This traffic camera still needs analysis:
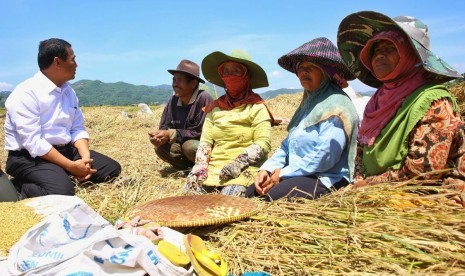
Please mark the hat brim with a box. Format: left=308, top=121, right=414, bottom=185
left=201, top=51, right=269, bottom=89
left=278, top=55, right=355, bottom=81
left=337, top=11, right=461, bottom=88
left=167, top=69, right=205, bottom=83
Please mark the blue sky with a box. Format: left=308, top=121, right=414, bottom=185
left=1, top=0, right=465, bottom=93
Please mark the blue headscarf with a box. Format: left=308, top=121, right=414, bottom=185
left=287, top=78, right=359, bottom=181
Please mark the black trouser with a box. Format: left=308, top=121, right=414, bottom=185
left=245, top=175, right=349, bottom=202
left=6, top=144, right=121, bottom=198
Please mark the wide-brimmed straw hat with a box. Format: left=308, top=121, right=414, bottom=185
left=278, top=37, right=355, bottom=81
left=168, top=59, right=205, bottom=83
left=201, top=49, right=269, bottom=89
left=337, top=11, right=462, bottom=88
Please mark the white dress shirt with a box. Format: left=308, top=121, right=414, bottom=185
left=4, top=71, right=89, bottom=157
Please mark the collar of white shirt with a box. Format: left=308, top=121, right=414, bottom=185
left=35, top=71, right=67, bottom=94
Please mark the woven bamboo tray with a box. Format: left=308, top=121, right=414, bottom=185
left=127, top=194, right=260, bottom=227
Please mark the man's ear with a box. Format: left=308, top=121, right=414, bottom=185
left=53, top=57, right=61, bottom=66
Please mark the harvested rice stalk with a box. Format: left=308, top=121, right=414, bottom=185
left=0, top=201, right=43, bottom=256
left=1, top=90, right=464, bottom=274
left=205, top=184, right=465, bottom=275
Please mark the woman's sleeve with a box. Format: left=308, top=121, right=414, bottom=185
left=279, top=116, right=347, bottom=177
left=200, top=111, right=214, bottom=145
left=365, top=98, right=459, bottom=185
left=260, top=135, right=290, bottom=172
left=250, top=104, right=272, bottom=155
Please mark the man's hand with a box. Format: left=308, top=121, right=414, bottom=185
left=76, top=160, right=96, bottom=181
left=67, top=158, right=97, bottom=180
left=148, top=130, right=170, bottom=147
left=71, top=139, right=95, bottom=181
left=41, top=146, right=95, bottom=181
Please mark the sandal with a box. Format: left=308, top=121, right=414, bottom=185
left=183, top=234, right=228, bottom=276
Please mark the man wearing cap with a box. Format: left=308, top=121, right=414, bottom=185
left=4, top=38, right=121, bottom=199
left=149, top=59, right=213, bottom=170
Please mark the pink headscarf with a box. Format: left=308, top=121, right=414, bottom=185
left=358, top=30, right=430, bottom=146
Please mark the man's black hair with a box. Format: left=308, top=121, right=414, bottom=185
left=38, top=38, right=72, bottom=70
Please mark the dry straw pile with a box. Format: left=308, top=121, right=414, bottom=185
left=207, top=184, right=465, bottom=275
left=1, top=81, right=464, bottom=274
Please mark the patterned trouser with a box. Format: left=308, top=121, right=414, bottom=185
left=184, top=184, right=246, bottom=197
left=219, top=185, right=247, bottom=197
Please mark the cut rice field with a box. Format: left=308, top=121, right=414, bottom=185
left=1, top=81, right=465, bottom=274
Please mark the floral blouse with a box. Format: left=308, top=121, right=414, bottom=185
left=355, top=98, right=465, bottom=185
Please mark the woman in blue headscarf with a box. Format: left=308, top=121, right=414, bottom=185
left=246, top=37, right=359, bottom=202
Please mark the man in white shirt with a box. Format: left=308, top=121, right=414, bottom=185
left=4, top=38, right=121, bottom=198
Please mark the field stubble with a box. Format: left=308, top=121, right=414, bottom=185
left=2, top=90, right=465, bottom=275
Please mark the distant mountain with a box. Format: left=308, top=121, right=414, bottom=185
left=358, top=90, right=376, bottom=97
left=200, top=83, right=225, bottom=98
left=0, top=83, right=300, bottom=107
left=0, top=80, right=380, bottom=107
left=260, top=88, right=302, bottom=100
left=152, top=84, right=172, bottom=90
left=0, top=91, right=11, bottom=107
left=72, top=80, right=174, bottom=106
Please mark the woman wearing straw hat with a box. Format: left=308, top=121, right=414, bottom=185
left=186, top=50, right=274, bottom=196
left=245, top=37, right=359, bottom=201
left=337, top=11, right=465, bottom=187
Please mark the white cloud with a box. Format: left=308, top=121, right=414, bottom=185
left=0, top=82, right=14, bottom=91
left=269, top=70, right=282, bottom=78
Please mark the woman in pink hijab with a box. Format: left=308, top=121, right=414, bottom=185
left=338, top=11, right=465, bottom=191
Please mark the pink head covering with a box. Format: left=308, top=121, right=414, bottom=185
left=360, top=30, right=420, bottom=82
left=357, top=30, right=429, bottom=146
